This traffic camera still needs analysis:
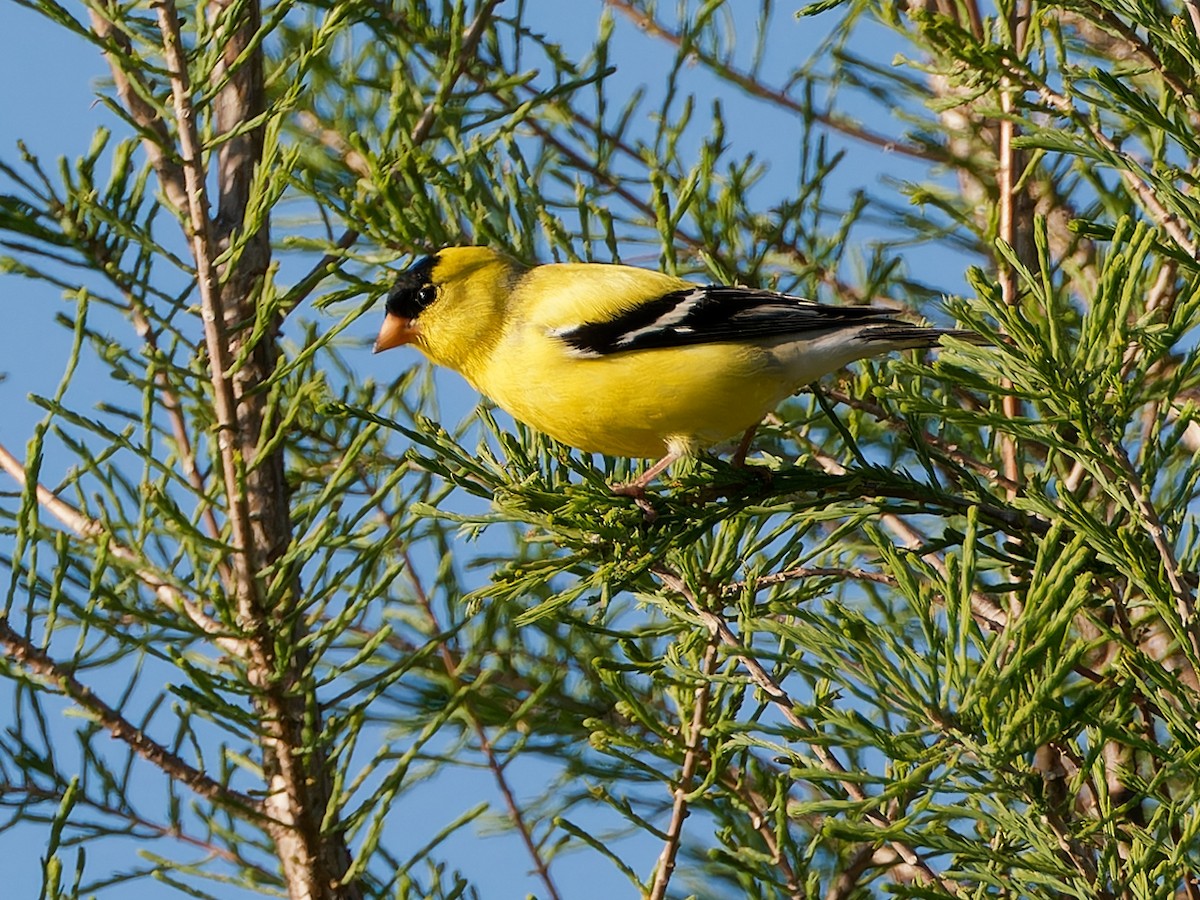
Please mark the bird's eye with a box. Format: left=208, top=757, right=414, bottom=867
left=419, top=285, right=438, bottom=308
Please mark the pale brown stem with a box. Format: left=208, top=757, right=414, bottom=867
left=155, top=0, right=360, bottom=894
left=154, top=0, right=262, bottom=616
left=806, top=446, right=1010, bottom=632
left=86, top=6, right=232, bottom=578
left=411, top=0, right=506, bottom=144
left=86, top=9, right=189, bottom=212
left=648, top=638, right=719, bottom=900
left=997, top=138, right=1021, bottom=494
left=718, top=773, right=804, bottom=898
left=1030, top=81, right=1197, bottom=259
left=997, top=0, right=1029, bottom=499
left=725, top=565, right=897, bottom=595
left=822, top=388, right=1022, bottom=494
left=825, top=844, right=878, bottom=900
left=1077, top=2, right=1194, bottom=104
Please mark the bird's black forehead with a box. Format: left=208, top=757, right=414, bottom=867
left=385, top=255, right=438, bottom=319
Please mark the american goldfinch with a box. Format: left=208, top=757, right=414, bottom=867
left=374, top=246, right=980, bottom=488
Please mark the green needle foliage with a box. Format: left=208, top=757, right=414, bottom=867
left=2, top=0, right=1200, bottom=897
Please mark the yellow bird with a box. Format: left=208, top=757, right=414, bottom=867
left=374, top=246, right=980, bottom=492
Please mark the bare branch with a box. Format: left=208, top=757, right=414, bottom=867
left=1029, top=80, right=1197, bottom=259
left=997, top=75, right=1023, bottom=497
left=154, top=0, right=262, bottom=615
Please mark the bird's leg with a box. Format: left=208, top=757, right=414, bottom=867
left=724, top=423, right=773, bottom=492
left=730, top=425, right=758, bottom=468
left=611, top=450, right=681, bottom=517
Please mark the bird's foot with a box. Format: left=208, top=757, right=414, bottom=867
left=609, top=450, right=681, bottom=522
left=610, top=479, right=658, bottom=521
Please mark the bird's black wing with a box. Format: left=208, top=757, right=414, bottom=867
left=554, top=285, right=906, bottom=357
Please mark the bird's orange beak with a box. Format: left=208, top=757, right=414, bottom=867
left=373, top=313, right=420, bottom=353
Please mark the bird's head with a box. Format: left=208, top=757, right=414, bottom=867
left=374, top=247, right=517, bottom=375
left=373, top=255, right=439, bottom=353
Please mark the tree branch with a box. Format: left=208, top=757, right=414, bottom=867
left=87, top=7, right=189, bottom=213
left=0, top=617, right=261, bottom=817
left=1103, top=438, right=1200, bottom=670
left=154, top=0, right=262, bottom=616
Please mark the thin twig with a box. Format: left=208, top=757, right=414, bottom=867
left=717, top=772, right=804, bottom=899
left=125, top=299, right=232, bottom=589
left=997, top=70, right=1022, bottom=499
left=0, top=782, right=269, bottom=874
left=648, top=638, right=719, bottom=900
left=0, top=617, right=262, bottom=816
left=804, top=445, right=1012, bottom=633
left=995, top=0, right=1032, bottom=503
left=825, top=844, right=883, bottom=900
left=724, top=566, right=897, bottom=596
left=822, top=387, right=1022, bottom=494
left=1029, top=80, right=1197, bottom=260
left=651, top=567, right=955, bottom=892
left=77, top=16, right=224, bottom=550
left=86, top=9, right=189, bottom=212
left=411, top=0, right=506, bottom=145
left=1078, top=2, right=1195, bottom=104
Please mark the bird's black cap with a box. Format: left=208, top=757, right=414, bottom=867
left=385, top=254, right=439, bottom=320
